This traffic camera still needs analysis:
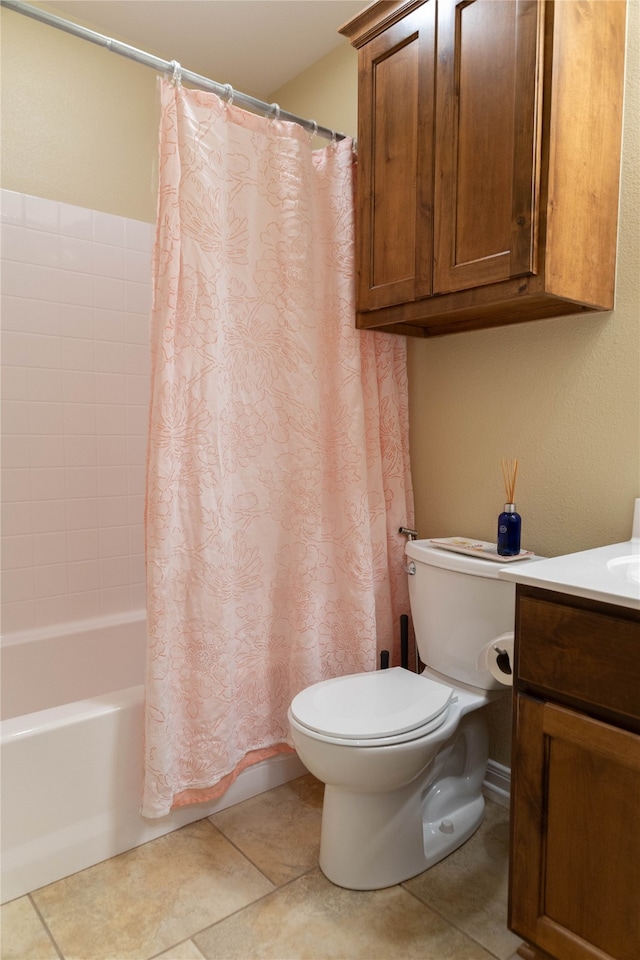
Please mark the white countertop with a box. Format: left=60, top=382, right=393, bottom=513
left=498, top=539, right=640, bottom=610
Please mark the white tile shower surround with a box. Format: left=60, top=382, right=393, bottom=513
left=1, top=190, right=154, bottom=633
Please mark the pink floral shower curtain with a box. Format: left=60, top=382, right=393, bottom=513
left=142, top=80, right=414, bottom=818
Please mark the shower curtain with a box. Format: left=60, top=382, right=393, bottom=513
left=142, top=80, right=414, bottom=818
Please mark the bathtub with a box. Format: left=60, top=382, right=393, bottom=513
left=0, top=612, right=306, bottom=904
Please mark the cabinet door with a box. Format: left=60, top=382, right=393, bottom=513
left=357, top=2, right=436, bottom=311
left=510, top=696, right=640, bottom=960
left=433, top=0, right=542, bottom=294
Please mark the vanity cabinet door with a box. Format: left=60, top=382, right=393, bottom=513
left=432, top=0, right=541, bottom=295
left=510, top=695, right=640, bottom=960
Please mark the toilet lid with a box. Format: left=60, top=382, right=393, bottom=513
left=289, top=667, right=453, bottom=740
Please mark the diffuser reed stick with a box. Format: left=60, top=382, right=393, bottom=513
left=501, top=458, right=519, bottom=505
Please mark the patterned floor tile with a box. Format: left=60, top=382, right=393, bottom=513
left=209, top=773, right=324, bottom=885
left=0, top=896, right=58, bottom=960
left=8, top=777, right=519, bottom=960
left=31, top=819, right=273, bottom=960
left=194, top=867, right=496, bottom=960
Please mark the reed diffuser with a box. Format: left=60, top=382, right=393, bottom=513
left=497, top=458, right=521, bottom=557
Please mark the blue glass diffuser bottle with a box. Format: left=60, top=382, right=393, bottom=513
left=497, top=502, right=521, bottom=556
left=497, top=459, right=521, bottom=557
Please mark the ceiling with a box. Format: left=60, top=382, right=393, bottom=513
left=39, top=0, right=365, bottom=100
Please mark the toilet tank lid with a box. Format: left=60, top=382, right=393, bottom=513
left=405, top=540, right=506, bottom=579
left=289, top=667, right=453, bottom=740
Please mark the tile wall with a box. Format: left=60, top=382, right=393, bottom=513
left=1, top=190, right=153, bottom=635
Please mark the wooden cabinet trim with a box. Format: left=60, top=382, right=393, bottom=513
left=510, top=0, right=545, bottom=277
left=354, top=284, right=595, bottom=336
left=544, top=0, right=626, bottom=309
left=543, top=702, right=640, bottom=773
left=509, top=694, right=546, bottom=938
left=339, top=0, right=425, bottom=48
left=515, top=584, right=640, bottom=623
left=516, top=946, right=558, bottom=960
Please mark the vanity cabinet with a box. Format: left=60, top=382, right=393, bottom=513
left=509, top=585, right=640, bottom=960
left=339, top=0, right=627, bottom=337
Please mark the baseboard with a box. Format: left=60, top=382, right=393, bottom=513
left=483, top=759, right=511, bottom=807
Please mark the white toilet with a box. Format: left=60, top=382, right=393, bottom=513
left=288, top=539, right=515, bottom=890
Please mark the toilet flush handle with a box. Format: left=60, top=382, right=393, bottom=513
left=404, top=560, right=416, bottom=575
left=399, top=527, right=418, bottom=540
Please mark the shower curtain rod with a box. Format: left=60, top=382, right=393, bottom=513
left=1, top=0, right=346, bottom=142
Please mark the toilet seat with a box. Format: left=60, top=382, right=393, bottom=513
left=289, top=667, right=453, bottom=747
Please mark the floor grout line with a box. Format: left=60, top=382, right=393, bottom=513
left=204, top=815, right=281, bottom=888
left=146, top=860, right=323, bottom=960
left=27, top=893, right=64, bottom=960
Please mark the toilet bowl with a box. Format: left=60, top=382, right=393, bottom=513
left=289, top=667, right=493, bottom=889
left=287, top=540, right=516, bottom=890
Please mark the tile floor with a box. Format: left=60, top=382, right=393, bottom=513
left=1, top=774, right=524, bottom=960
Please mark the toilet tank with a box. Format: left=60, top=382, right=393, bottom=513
left=405, top=541, right=516, bottom=690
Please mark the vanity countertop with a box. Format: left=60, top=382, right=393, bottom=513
left=498, top=539, right=640, bottom=610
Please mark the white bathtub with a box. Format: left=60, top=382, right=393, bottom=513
left=0, top=612, right=306, bottom=904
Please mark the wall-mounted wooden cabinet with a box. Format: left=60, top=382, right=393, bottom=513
left=509, top=586, right=640, bottom=960
left=339, top=0, right=627, bottom=337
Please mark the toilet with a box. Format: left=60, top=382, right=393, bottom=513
left=287, top=539, right=515, bottom=890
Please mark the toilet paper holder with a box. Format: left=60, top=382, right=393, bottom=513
left=477, top=632, right=515, bottom=686
left=493, top=645, right=512, bottom=676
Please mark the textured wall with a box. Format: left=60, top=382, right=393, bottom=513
left=0, top=7, right=159, bottom=222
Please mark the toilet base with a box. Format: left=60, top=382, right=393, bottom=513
left=318, top=711, right=488, bottom=890
left=422, top=793, right=485, bottom=869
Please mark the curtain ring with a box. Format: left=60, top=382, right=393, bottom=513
left=170, top=60, right=182, bottom=86
left=223, top=83, right=234, bottom=105
left=268, top=102, right=281, bottom=122
left=309, top=119, right=318, bottom=141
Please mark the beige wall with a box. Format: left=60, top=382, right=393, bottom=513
left=272, top=42, right=358, bottom=144
left=2, top=3, right=639, bottom=765
left=1, top=5, right=160, bottom=222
